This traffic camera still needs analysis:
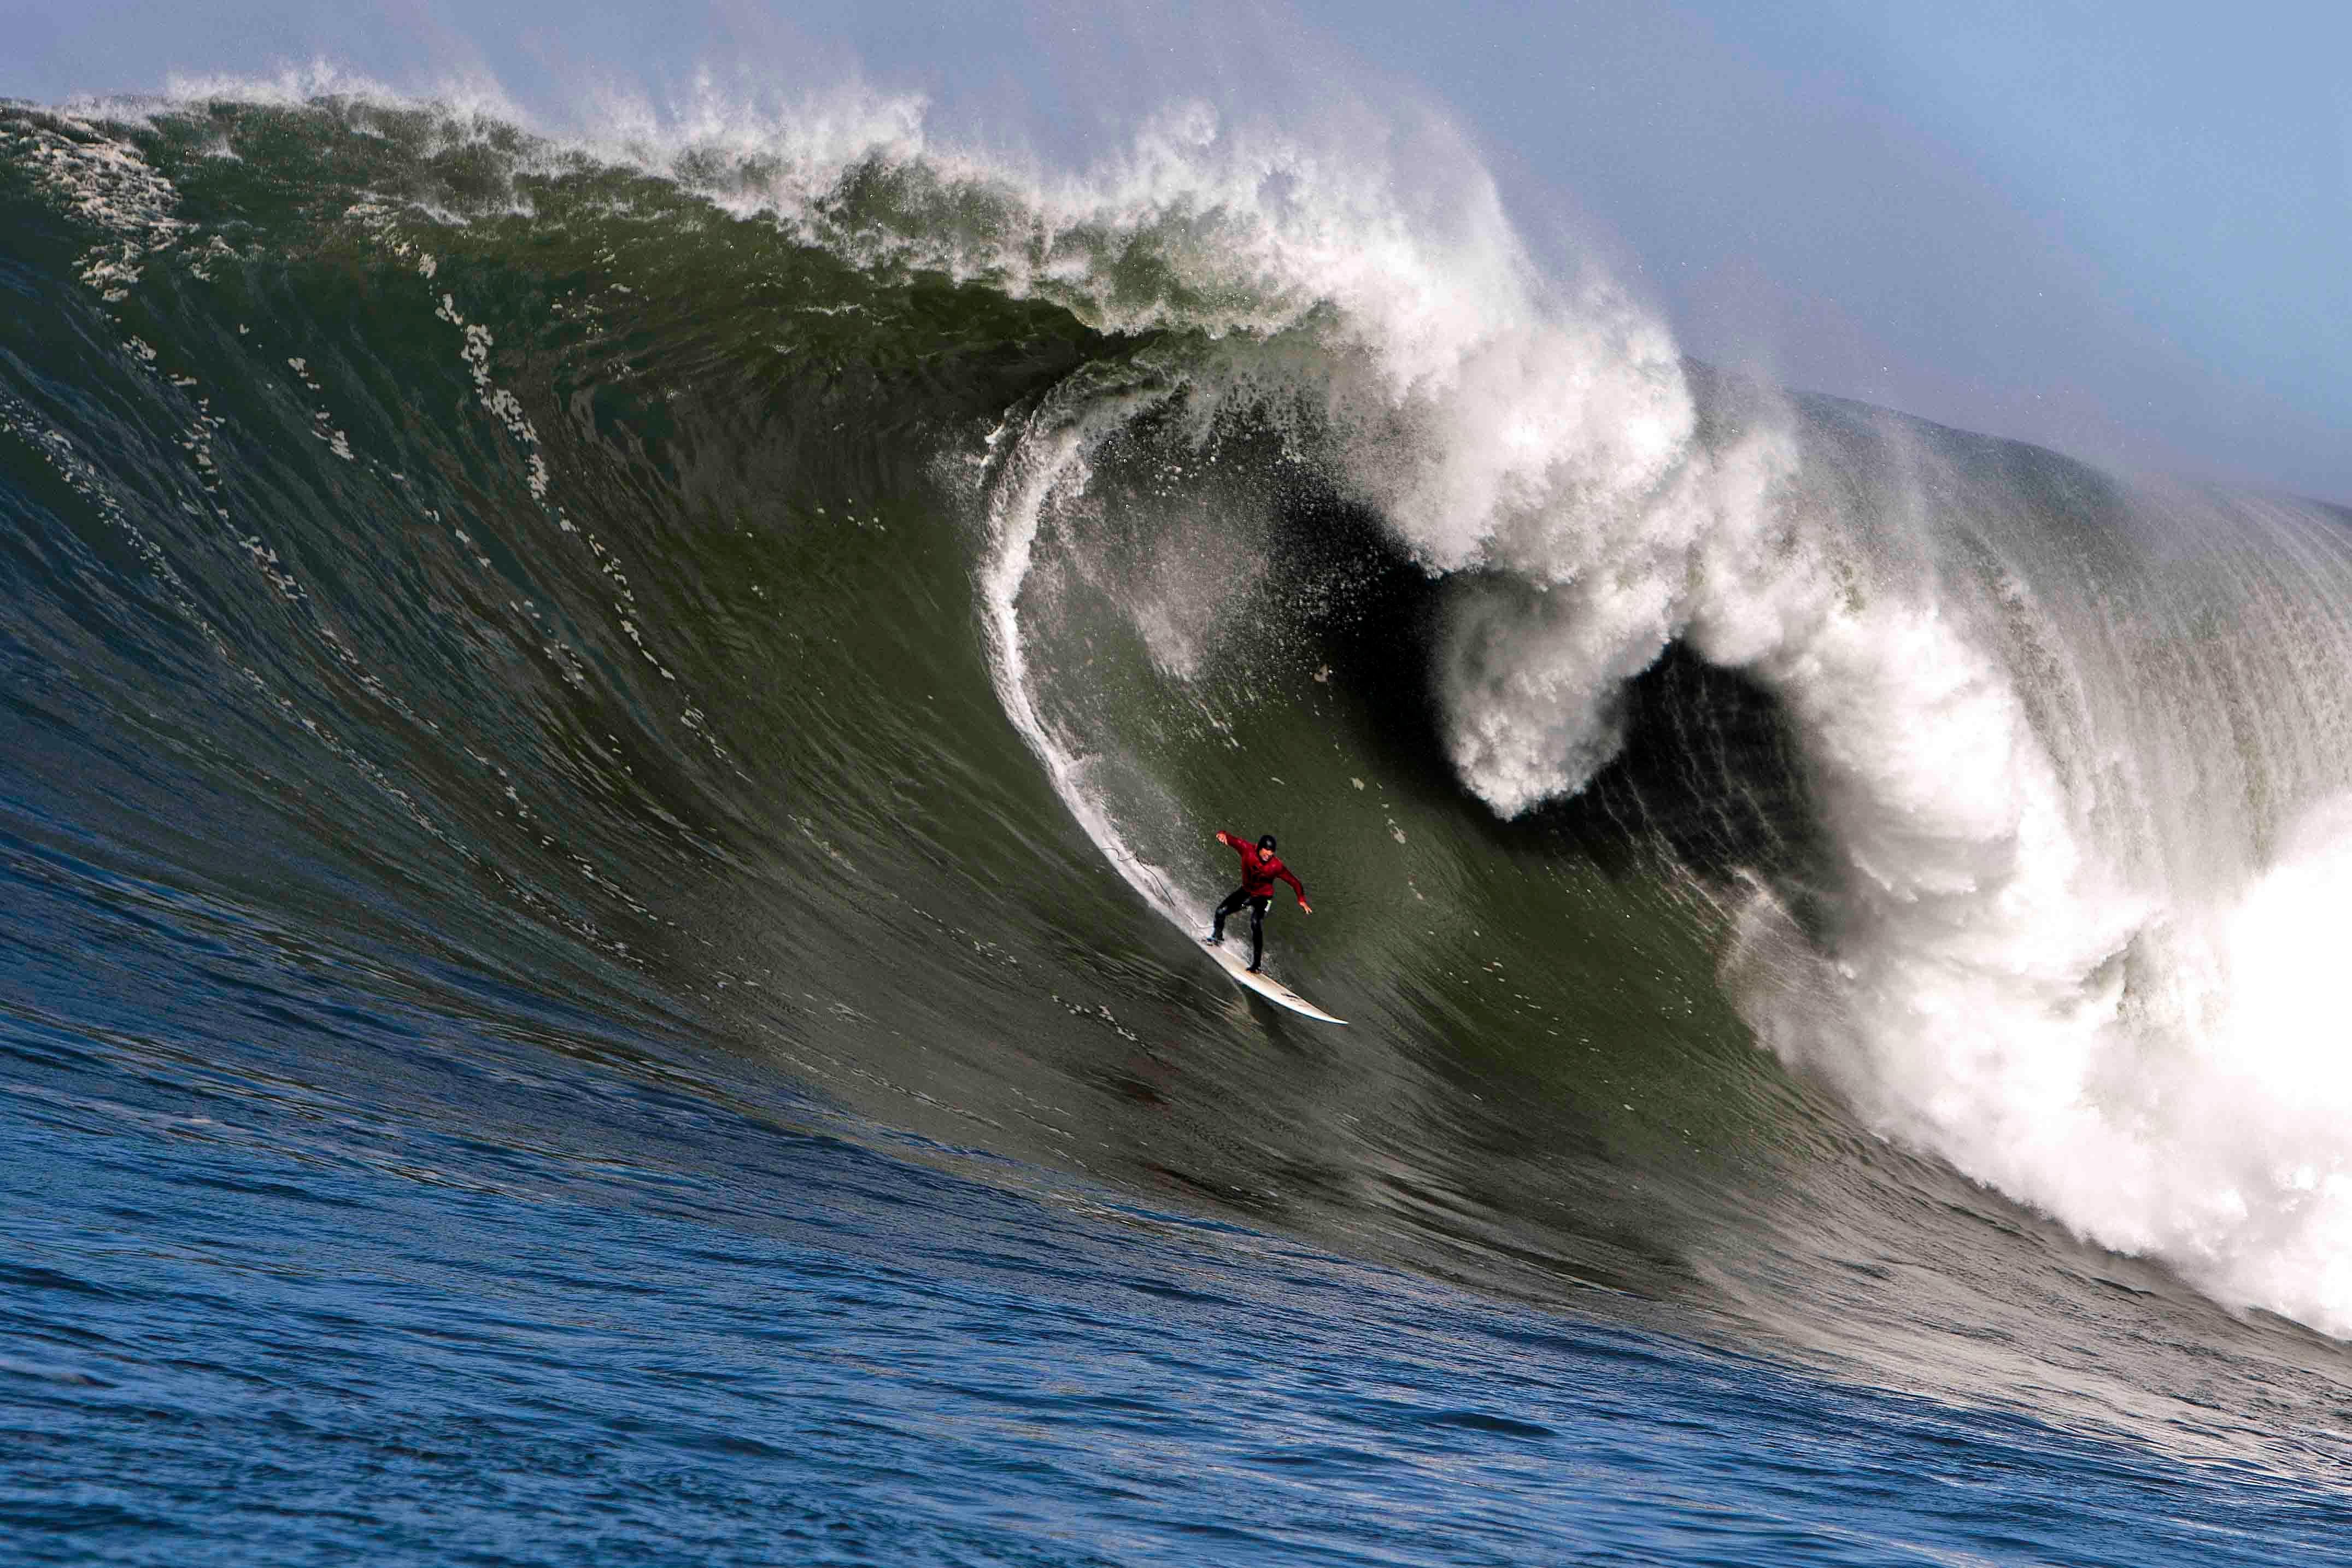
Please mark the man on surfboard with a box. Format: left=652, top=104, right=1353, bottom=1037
left=1207, top=831, right=1311, bottom=973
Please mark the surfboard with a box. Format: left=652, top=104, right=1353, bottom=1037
left=1200, top=938, right=1347, bottom=1024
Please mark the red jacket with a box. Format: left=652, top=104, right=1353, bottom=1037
left=1217, top=832, right=1306, bottom=903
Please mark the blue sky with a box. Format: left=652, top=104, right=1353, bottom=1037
left=6, top=1, right=2347, bottom=501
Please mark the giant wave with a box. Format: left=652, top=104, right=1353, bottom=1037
left=7, top=86, right=2352, bottom=1450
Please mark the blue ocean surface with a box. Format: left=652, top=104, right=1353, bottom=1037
left=0, top=812, right=2339, bottom=1566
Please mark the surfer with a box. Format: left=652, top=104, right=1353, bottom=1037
left=1207, top=831, right=1311, bottom=973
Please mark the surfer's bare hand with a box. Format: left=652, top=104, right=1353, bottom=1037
left=1299, top=901, right=1312, bottom=914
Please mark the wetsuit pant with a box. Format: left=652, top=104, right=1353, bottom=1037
left=1211, top=888, right=1272, bottom=970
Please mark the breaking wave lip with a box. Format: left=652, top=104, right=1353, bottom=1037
left=898, top=96, right=2352, bottom=1338
left=24, top=79, right=2352, bottom=1343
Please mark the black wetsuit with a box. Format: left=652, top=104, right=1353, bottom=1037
left=1211, top=886, right=1273, bottom=971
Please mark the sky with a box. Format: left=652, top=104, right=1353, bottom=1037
left=5, top=0, right=2347, bottom=502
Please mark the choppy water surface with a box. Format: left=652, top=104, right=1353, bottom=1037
left=8, top=925, right=2344, bottom=1565
left=5, top=95, right=2352, bottom=1563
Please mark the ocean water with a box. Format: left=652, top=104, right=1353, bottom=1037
left=4, top=92, right=2352, bottom=1563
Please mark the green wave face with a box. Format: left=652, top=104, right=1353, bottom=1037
left=9, top=95, right=2352, bottom=1462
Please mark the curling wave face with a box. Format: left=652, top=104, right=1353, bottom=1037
left=5, top=89, right=2352, bottom=1451
left=902, top=96, right=2352, bottom=1337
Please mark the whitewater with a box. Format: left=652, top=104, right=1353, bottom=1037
left=877, top=96, right=2352, bottom=1336
left=5, top=79, right=2352, bottom=1565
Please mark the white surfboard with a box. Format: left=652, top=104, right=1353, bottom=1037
left=1200, top=938, right=1347, bottom=1024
